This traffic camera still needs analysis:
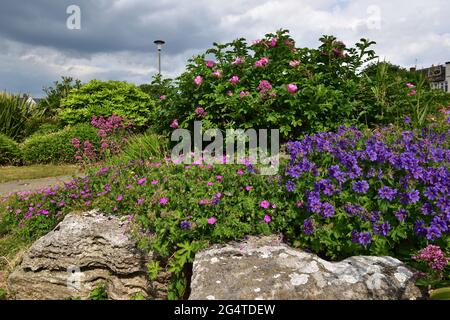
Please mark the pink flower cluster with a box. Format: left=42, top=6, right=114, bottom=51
left=257, top=80, right=272, bottom=92
left=91, top=115, right=129, bottom=133
left=413, top=245, right=449, bottom=271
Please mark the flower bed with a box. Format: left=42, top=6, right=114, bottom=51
left=1, top=121, right=449, bottom=298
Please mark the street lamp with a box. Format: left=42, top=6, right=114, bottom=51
left=153, top=40, right=165, bottom=75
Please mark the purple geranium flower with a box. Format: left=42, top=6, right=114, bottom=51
left=378, top=186, right=397, bottom=201
left=395, top=208, right=408, bottom=222
left=352, top=180, right=369, bottom=193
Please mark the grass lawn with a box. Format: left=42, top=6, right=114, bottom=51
left=0, top=165, right=81, bottom=183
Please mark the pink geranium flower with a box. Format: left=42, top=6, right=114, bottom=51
left=260, top=200, right=270, bottom=209
left=207, top=217, right=217, bottom=225
left=264, top=214, right=272, bottom=223
left=137, top=178, right=147, bottom=185
left=159, top=197, right=169, bottom=205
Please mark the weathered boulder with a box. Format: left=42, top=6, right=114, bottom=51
left=8, top=210, right=168, bottom=300
left=189, top=235, right=424, bottom=300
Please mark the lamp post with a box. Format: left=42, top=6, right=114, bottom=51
left=153, top=40, right=165, bottom=75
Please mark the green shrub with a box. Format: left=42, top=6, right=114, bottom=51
left=0, top=133, right=22, bottom=165
left=33, top=123, right=61, bottom=135
left=21, top=124, right=99, bottom=164
left=39, top=76, right=82, bottom=117
left=152, top=29, right=450, bottom=139
left=107, top=133, right=168, bottom=165
left=60, top=80, right=154, bottom=128
left=0, top=92, right=43, bottom=140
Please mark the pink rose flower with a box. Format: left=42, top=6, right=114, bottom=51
left=230, top=75, right=239, bottom=85
left=268, top=38, right=277, bottom=47
left=289, top=60, right=300, bottom=67
left=257, top=80, right=272, bottom=92
left=287, top=83, right=298, bottom=94
left=195, top=107, right=206, bottom=117
left=194, top=75, right=203, bottom=86
left=212, top=70, right=222, bottom=77
left=232, top=57, right=244, bottom=65
left=170, top=119, right=179, bottom=129
left=254, top=57, right=269, bottom=68
left=205, top=60, right=215, bottom=68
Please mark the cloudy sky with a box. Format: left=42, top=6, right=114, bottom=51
left=1, top=0, right=449, bottom=96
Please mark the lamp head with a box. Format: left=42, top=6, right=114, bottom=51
left=154, top=40, right=165, bottom=50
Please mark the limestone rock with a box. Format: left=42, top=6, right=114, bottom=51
left=189, top=235, right=424, bottom=300
left=8, top=210, right=167, bottom=300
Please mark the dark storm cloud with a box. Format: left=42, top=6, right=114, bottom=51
left=0, top=0, right=224, bottom=55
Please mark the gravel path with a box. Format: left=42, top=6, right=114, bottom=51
left=0, top=175, right=79, bottom=196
